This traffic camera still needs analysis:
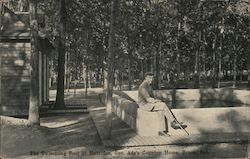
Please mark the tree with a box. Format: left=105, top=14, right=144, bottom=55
left=105, top=0, right=120, bottom=139
left=55, top=0, right=67, bottom=108
left=28, top=0, right=40, bottom=125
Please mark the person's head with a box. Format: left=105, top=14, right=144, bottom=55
left=144, top=72, right=154, bottom=84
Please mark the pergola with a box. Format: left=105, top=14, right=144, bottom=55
left=0, top=4, right=52, bottom=115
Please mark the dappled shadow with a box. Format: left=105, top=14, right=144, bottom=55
left=217, top=110, right=250, bottom=133
left=1, top=114, right=102, bottom=158
left=175, top=90, right=250, bottom=158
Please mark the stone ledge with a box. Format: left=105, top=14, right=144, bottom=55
left=111, top=94, right=250, bottom=135
left=119, top=89, right=250, bottom=105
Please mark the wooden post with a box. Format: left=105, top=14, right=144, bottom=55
left=39, top=49, right=43, bottom=105
left=43, top=53, right=47, bottom=103
left=46, top=56, right=49, bottom=102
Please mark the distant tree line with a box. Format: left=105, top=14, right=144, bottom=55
left=42, top=0, right=249, bottom=90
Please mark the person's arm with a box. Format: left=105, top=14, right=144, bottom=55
left=140, top=86, right=159, bottom=103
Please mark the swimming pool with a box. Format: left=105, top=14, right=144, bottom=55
left=165, top=100, right=250, bottom=109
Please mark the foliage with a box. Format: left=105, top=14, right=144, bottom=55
left=8, top=0, right=249, bottom=88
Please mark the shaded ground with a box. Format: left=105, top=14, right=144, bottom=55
left=1, top=88, right=249, bottom=159
left=1, top=113, right=105, bottom=159
left=1, top=114, right=249, bottom=159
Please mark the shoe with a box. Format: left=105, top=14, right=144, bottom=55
left=171, top=120, right=187, bottom=129
left=158, top=131, right=171, bottom=136
left=163, top=131, right=171, bottom=136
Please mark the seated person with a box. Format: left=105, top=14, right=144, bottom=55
left=138, top=72, right=187, bottom=136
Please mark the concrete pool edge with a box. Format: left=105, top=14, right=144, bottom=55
left=171, top=107, right=250, bottom=135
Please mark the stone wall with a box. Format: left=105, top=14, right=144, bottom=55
left=111, top=90, right=250, bottom=135
left=118, top=89, right=250, bottom=105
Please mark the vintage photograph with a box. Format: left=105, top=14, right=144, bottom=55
left=0, top=0, right=249, bottom=158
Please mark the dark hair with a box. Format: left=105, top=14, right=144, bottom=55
left=144, top=72, right=154, bottom=78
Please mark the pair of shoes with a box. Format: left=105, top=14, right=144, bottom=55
left=171, top=120, right=187, bottom=129
left=158, top=131, right=171, bottom=136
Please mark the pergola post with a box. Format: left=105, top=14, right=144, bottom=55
left=39, top=48, right=43, bottom=105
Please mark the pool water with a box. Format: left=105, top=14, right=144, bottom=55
left=165, top=100, right=250, bottom=109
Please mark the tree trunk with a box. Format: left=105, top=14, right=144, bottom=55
left=126, top=4, right=132, bottom=91
left=141, top=59, right=144, bottom=80
left=194, top=49, right=199, bottom=88
left=65, top=50, right=70, bottom=92
left=88, top=72, right=91, bottom=88
left=146, top=57, right=151, bottom=72
left=176, top=22, right=181, bottom=88
left=233, top=22, right=238, bottom=88
left=55, top=0, right=66, bottom=108
left=103, top=44, right=108, bottom=89
left=218, top=18, right=224, bottom=88
left=96, top=47, right=101, bottom=83
left=194, top=30, right=201, bottom=89
left=218, top=52, right=222, bottom=88
left=248, top=25, right=250, bottom=88
left=118, top=58, right=122, bottom=90
left=248, top=63, right=250, bottom=88
left=96, top=68, right=100, bottom=83
left=0, top=55, right=2, bottom=105
left=28, top=0, right=40, bottom=125
left=128, top=56, right=132, bottom=90
left=84, top=34, right=89, bottom=97
left=233, top=53, right=237, bottom=88
left=217, top=34, right=222, bottom=88
left=85, top=63, right=88, bottom=96
left=102, top=20, right=108, bottom=89
left=212, top=33, right=217, bottom=88
left=154, top=48, right=160, bottom=89
left=105, top=0, right=119, bottom=139
left=202, top=29, right=207, bottom=88
left=118, top=59, right=123, bottom=90
left=103, top=67, right=108, bottom=89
